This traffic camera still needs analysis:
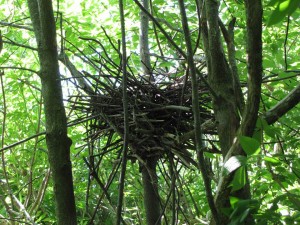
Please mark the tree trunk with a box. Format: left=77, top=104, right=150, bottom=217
left=201, top=0, right=262, bottom=224
left=139, top=0, right=153, bottom=82
left=141, top=157, right=161, bottom=225
left=139, top=2, right=161, bottom=224
left=203, top=3, right=245, bottom=223
left=27, top=1, right=77, bottom=224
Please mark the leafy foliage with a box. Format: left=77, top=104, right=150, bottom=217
left=0, top=0, right=299, bottom=224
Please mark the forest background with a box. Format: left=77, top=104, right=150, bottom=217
left=0, top=0, right=299, bottom=224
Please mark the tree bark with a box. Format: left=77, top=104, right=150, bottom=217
left=202, top=0, right=262, bottom=224
left=264, top=84, right=300, bottom=125
left=210, top=0, right=262, bottom=224
left=204, top=0, right=240, bottom=159
left=140, top=0, right=153, bottom=82
left=27, top=1, right=77, bottom=224
left=116, top=0, right=130, bottom=223
left=178, top=0, right=219, bottom=223
left=203, top=2, right=242, bottom=223
left=138, top=2, right=161, bottom=224
left=141, top=157, right=161, bottom=225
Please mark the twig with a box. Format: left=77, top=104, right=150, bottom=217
left=79, top=36, right=120, bottom=70
left=0, top=132, right=46, bottom=153
left=116, top=0, right=130, bottom=224
left=0, top=70, right=16, bottom=222
left=0, top=20, right=33, bottom=31
left=155, top=18, right=183, bottom=33
left=25, top=92, right=43, bottom=208
left=149, top=0, right=168, bottom=72
left=194, top=0, right=204, bottom=54
left=58, top=52, right=94, bottom=94
left=284, top=16, right=290, bottom=71
left=28, top=169, right=51, bottom=215
left=0, top=66, right=38, bottom=75
left=178, top=0, right=219, bottom=223
left=3, top=40, right=37, bottom=51
left=0, top=114, right=103, bottom=153
left=101, top=26, right=120, bottom=54
left=133, top=0, right=185, bottom=57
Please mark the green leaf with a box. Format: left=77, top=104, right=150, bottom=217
left=229, top=199, right=259, bottom=225
left=264, top=156, right=281, bottom=164
left=230, top=166, right=247, bottom=191
left=159, top=61, right=175, bottom=68
left=267, top=0, right=300, bottom=26
left=292, top=211, right=300, bottom=221
left=239, top=136, right=261, bottom=155
left=204, top=152, right=215, bottom=159
left=292, top=160, right=300, bottom=177
left=263, top=57, right=276, bottom=69
left=230, top=196, right=240, bottom=208
left=253, top=118, right=264, bottom=143
left=223, top=155, right=247, bottom=175
left=287, top=193, right=300, bottom=210
left=268, top=0, right=280, bottom=7
left=264, top=124, right=280, bottom=138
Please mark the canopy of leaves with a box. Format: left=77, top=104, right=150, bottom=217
left=0, top=0, right=299, bottom=224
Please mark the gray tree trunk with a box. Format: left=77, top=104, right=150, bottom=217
left=139, top=1, right=161, bottom=224
left=201, top=0, right=262, bottom=224
left=27, top=1, right=77, bottom=224
left=140, top=0, right=153, bottom=82
left=141, top=157, right=161, bottom=225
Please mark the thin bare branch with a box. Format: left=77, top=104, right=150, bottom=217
left=177, top=0, right=219, bottom=223
left=116, top=0, right=130, bottom=224
left=0, top=21, right=33, bottom=31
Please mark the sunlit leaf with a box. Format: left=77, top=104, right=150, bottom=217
left=239, top=136, right=261, bottom=155
left=229, top=199, right=259, bottom=225
left=267, top=0, right=300, bottom=26
left=230, top=166, right=247, bottom=191
left=230, top=196, right=240, bottom=208
left=264, top=156, right=281, bottom=164
left=292, top=160, right=300, bottom=177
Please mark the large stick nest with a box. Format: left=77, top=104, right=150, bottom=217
left=74, top=69, right=214, bottom=167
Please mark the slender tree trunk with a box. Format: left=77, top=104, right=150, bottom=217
left=178, top=0, right=219, bottom=222
left=140, top=0, right=153, bottom=82
left=141, top=157, right=161, bottom=225
left=202, top=4, right=245, bottom=222
left=204, top=0, right=240, bottom=159
left=27, top=1, right=77, bottom=224
left=201, top=0, right=262, bottom=224
left=139, top=1, right=161, bottom=224
left=116, top=0, right=130, bottom=223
